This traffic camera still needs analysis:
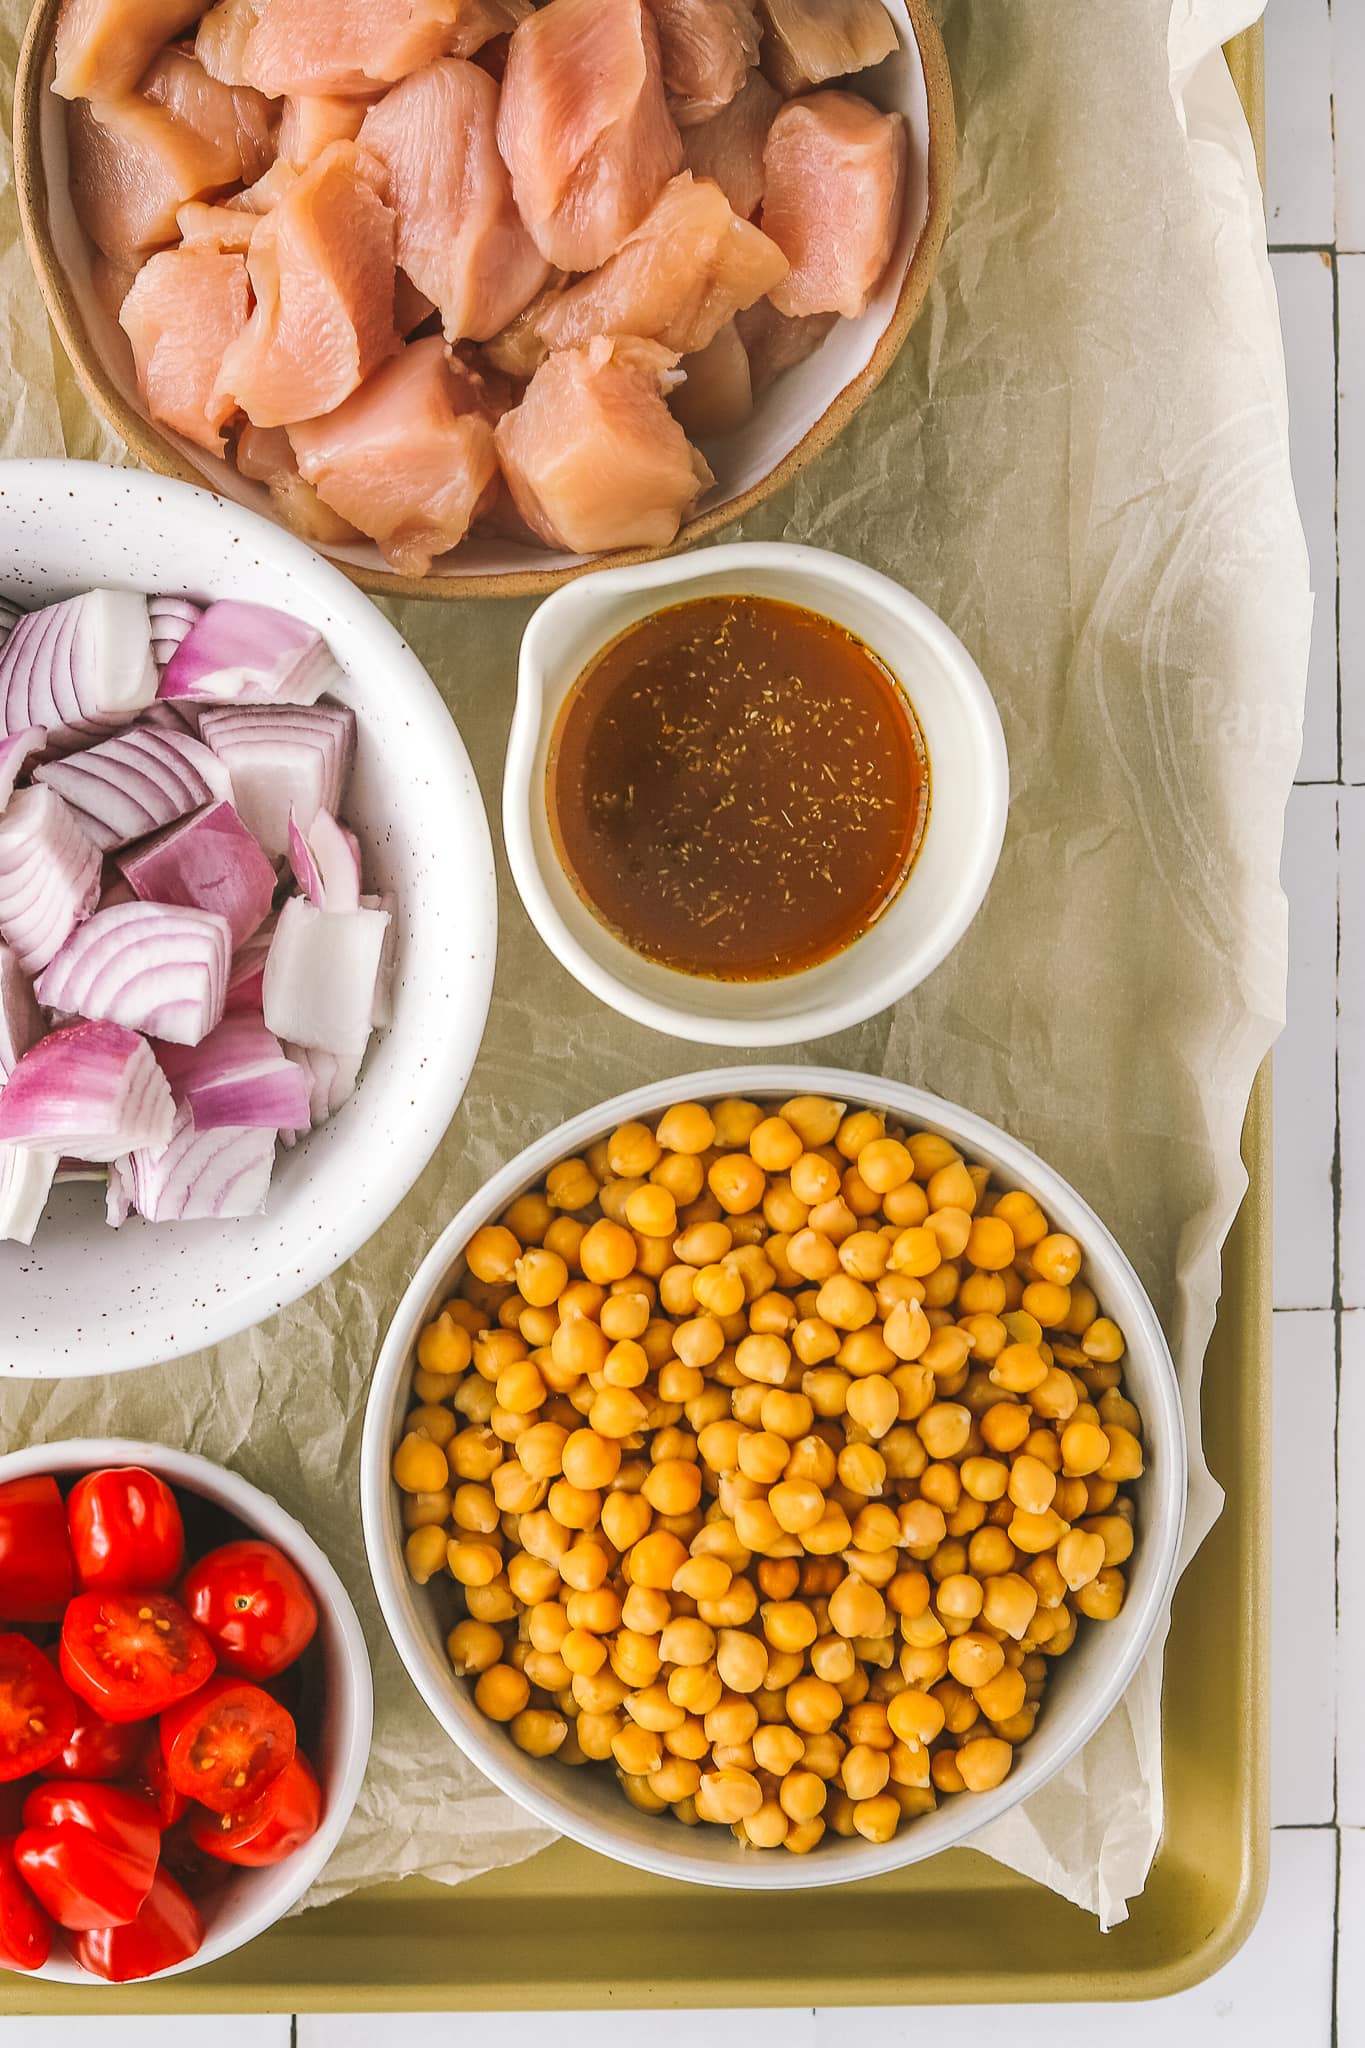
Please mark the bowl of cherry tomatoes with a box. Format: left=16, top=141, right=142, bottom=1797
left=0, top=1440, right=372, bottom=1983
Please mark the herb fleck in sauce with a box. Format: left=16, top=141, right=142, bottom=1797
left=547, top=595, right=929, bottom=981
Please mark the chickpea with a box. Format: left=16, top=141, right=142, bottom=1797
left=656, top=1102, right=716, bottom=1154
left=447, top=1619, right=505, bottom=1676
left=474, top=1664, right=530, bottom=1722
left=956, top=1736, right=1013, bottom=1792
left=392, top=1433, right=450, bottom=1495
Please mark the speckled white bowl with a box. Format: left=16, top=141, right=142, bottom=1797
left=361, top=1066, right=1187, bottom=1892
left=0, top=461, right=496, bottom=1377
left=0, top=1437, right=373, bottom=1982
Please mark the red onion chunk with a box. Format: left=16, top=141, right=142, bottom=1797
left=160, top=600, right=342, bottom=706
left=0, top=727, right=45, bottom=814
left=156, top=1013, right=310, bottom=1131
left=279, top=1042, right=361, bottom=1148
left=225, top=917, right=275, bottom=1013
left=263, top=896, right=389, bottom=1057
left=108, top=1103, right=275, bottom=1223
left=0, top=1143, right=58, bottom=1245
left=0, top=786, right=101, bottom=977
left=287, top=806, right=362, bottom=912
left=362, top=891, right=397, bottom=1028
left=198, top=703, right=356, bottom=857
left=37, top=902, right=232, bottom=1048
left=118, top=801, right=276, bottom=950
left=34, top=727, right=233, bottom=853
left=0, top=943, right=44, bottom=1080
left=0, top=1020, right=175, bottom=1161
left=148, top=595, right=203, bottom=673
left=0, top=591, right=156, bottom=753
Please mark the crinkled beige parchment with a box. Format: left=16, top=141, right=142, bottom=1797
left=0, top=0, right=1309, bottom=1929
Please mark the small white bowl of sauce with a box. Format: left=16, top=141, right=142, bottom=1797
left=504, top=544, right=1007, bottom=1045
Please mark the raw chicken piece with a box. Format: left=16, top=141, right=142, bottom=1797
left=681, top=67, right=780, bottom=218
left=535, top=172, right=786, bottom=355
left=242, top=0, right=531, bottom=99
left=498, top=0, right=683, bottom=272
left=119, top=247, right=251, bottom=451
left=644, top=0, right=759, bottom=124
left=235, top=424, right=363, bottom=544
left=278, top=94, right=370, bottom=168
left=196, top=0, right=265, bottom=84
left=289, top=339, right=498, bottom=575
left=53, top=0, right=204, bottom=98
left=759, top=0, right=898, bottom=95
left=140, top=49, right=276, bottom=189
left=494, top=335, right=713, bottom=554
left=734, top=296, right=836, bottom=391
left=482, top=281, right=565, bottom=379
left=229, top=159, right=298, bottom=211
left=359, top=60, right=550, bottom=344
left=176, top=199, right=256, bottom=250
left=69, top=95, right=247, bottom=261
left=761, top=91, right=906, bottom=319
left=671, top=318, right=753, bottom=438
left=213, top=143, right=399, bottom=429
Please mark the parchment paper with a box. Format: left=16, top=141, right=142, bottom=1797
left=0, top=0, right=1310, bottom=1929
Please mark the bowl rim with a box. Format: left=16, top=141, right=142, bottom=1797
left=13, top=0, right=957, bottom=603
left=0, top=458, right=498, bottom=1374
left=0, top=1434, right=374, bottom=1981
left=503, top=543, right=1010, bottom=1045
left=360, top=1063, right=1189, bottom=1892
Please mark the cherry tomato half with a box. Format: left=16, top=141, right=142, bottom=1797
left=0, top=1478, right=74, bottom=1624
left=67, top=1470, right=185, bottom=1596
left=49, top=1702, right=146, bottom=1784
left=70, top=1867, right=202, bottom=1984
left=160, top=1676, right=295, bottom=1816
left=189, top=1751, right=321, bottom=1867
left=126, top=1728, right=188, bottom=1829
left=0, top=1636, right=77, bottom=1781
left=15, top=1783, right=159, bottom=1932
left=179, top=1541, right=318, bottom=1681
left=0, top=1838, right=52, bottom=1973
left=60, top=1593, right=215, bottom=1724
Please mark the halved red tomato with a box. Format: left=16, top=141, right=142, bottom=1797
left=70, top=1867, right=202, bottom=1983
left=0, top=1636, right=78, bottom=1782
left=160, top=1676, right=295, bottom=1816
left=126, top=1728, right=188, bottom=1829
left=189, top=1751, right=321, bottom=1867
left=0, top=1838, right=52, bottom=1973
left=67, top=1470, right=184, bottom=1596
left=0, top=1479, right=74, bottom=1623
left=60, top=1593, right=215, bottom=1724
left=179, top=1541, right=318, bottom=1680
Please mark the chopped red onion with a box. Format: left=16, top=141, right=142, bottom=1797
left=156, top=1013, right=310, bottom=1131
left=0, top=728, right=44, bottom=813
left=160, top=600, right=342, bottom=707
left=0, top=786, right=101, bottom=976
left=118, top=801, right=277, bottom=950
left=198, top=704, right=356, bottom=857
left=37, top=902, right=232, bottom=1048
left=263, top=896, right=389, bottom=1056
left=225, top=918, right=275, bottom=1013
left=362, top=892, right=397, bottom=1028
left=0, top=943, right=44, bottom=1080
left=107, top=1103, right=275, bottom=1223
left=0, top=1145, right=58, bottom=1245
left=0, top=591, right=156, bottom=754
left=0, top=1020, right=175, bottom=1161
left=34, top=728, right=233, bottom=853
left=279, top=1043, right=361, bottom=1148
left=148, top=596, right=203, bottom=673
left=287, top=806, right=362, bottom=912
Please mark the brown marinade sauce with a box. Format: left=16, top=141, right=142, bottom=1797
left=546, top=594, right=929, bottom=981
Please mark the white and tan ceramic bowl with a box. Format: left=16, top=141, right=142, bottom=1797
left=0, top=1436, right=372, bottom=1981
left=360, top=1066, right=1187, bottom=1892
left=504, top=545, right=1009, bottom=1045
left=15, top=0, right=955, bottom=599
left=0, top=461, right=496, bottom=1375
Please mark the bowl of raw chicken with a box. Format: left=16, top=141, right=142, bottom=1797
left=16, top=0, right=955, bottom=598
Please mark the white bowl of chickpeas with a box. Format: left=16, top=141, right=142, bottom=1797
left=361, top=1072, right=1185, bottom=1888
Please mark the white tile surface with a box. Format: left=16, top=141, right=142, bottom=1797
left=1338, top=258, right=1365, bottom=779
left=1334, top=0, right=1365, bottom=253
left=1274, top=250, right=1338, bottom=781
left=1274, top=785, right=1338, bottom=1308
left=1265, top=0, right=1335, bottom=244
left=1340, top=790, right=1365, bottom=1305
left=0, top=2024, right=289, bottom=2046
left=1273, top=1310, right=1338, bottom=1823
left=1337, top=1831, right=1365, bottom=2036
left=1340, top=1312, right=1365, bottom=1826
